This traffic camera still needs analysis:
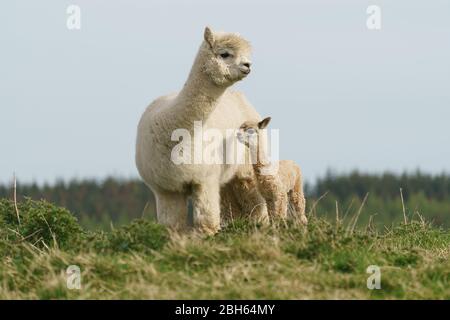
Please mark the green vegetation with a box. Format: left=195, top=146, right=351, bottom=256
left=307, top=170, right=450, bottom=228
left=0, top=178, right=154, bottom=229
left=0, top=199, right=448, bottom=299
left=1, top=171, right=448, bottom=230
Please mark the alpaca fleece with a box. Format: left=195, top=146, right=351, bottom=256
left=136, top=27, right=268, bottom=234
left=237, top=119, right=307, bottom=224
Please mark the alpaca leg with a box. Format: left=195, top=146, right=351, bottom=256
left=265, top=198, right=277, bottom=218
left=289, top=187, right=307, bottom=225
left=276, top=192, right=288, bottom=219
left=267, top=192, right=288, bottom=220
left=192, top=182, right=221, bottom=235
left=266, top=194, right=288, bottom=219
left=220, top=183, right=243, bottom=222
left=231, top=178, right=269, bottom=224
left=155, top=190, right=189, bottom=230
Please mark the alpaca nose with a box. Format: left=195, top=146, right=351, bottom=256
left=240, top=61, right=252, bottom=74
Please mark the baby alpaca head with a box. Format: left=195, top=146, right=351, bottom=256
left=237, top=117, right=271, bottom=148
left=201, top=26, right=252, bottom=87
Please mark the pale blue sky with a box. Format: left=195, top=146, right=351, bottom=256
left=1, top=0, right=450, bottom=185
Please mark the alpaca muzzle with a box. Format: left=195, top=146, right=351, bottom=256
left=240, top=66, right=251, bottom=75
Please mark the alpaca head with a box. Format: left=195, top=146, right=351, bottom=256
left=236, top=117, right=271, bottom=148
left=201, top=26, right=252, bottom=87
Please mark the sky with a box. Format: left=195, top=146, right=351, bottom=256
left=1, top=0, right=450, bottom=185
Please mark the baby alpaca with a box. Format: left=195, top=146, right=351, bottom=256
left=237, top=118, right=308, bottom=224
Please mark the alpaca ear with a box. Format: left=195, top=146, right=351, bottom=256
left=204, top=26, right=215, bottom=49
left=258, top=117, right=271, bottom=129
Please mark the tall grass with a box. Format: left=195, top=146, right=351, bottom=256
left=0, top=199, right=448, bottom=299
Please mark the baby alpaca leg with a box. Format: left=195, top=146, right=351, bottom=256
left=289, top=184, right=307, bottom=225
left=231, top=177, right=269, bottom=224
left=276, top=191, right=288, bottom=219
left=192, top=182, right=221, bottom=235
left=265, top=192, right=288, bottom=219
left=265, top=198, right=276, bottom=218
left=155, top=190, right=189, bottom=230
left=257, top=175, right=288, bottom=219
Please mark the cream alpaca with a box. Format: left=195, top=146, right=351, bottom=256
left=237, top=118, right=308, bottom=224
left=136, top=27, right=268, bottom=234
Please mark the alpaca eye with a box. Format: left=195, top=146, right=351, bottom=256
left=247, top=129, right=255, bottom=135
left=220, top=52, right=230, bottom=59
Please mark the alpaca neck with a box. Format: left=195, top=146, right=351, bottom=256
left=250, top=140, right=271, bottom=176
left=176, top=46, right=227, bottom=123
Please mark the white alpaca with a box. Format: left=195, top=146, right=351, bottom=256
left=237, top=117, right=308, bottom=224
left=136, top=27, right=268, bottom=234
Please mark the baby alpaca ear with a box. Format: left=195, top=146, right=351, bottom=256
left=204, top=26, right=215, bottom=49
left=258, top=117, right=272, bottom=129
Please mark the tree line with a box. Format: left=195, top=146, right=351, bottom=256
left=0, top=171, right=448, bottom=229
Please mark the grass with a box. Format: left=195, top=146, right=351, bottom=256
left=0, top=199, right=449, bottom=299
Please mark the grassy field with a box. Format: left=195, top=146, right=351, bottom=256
left=0, top=199, right=449, bottom=299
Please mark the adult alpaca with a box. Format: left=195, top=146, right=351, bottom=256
left=136, top=27, right=267, bottom=234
